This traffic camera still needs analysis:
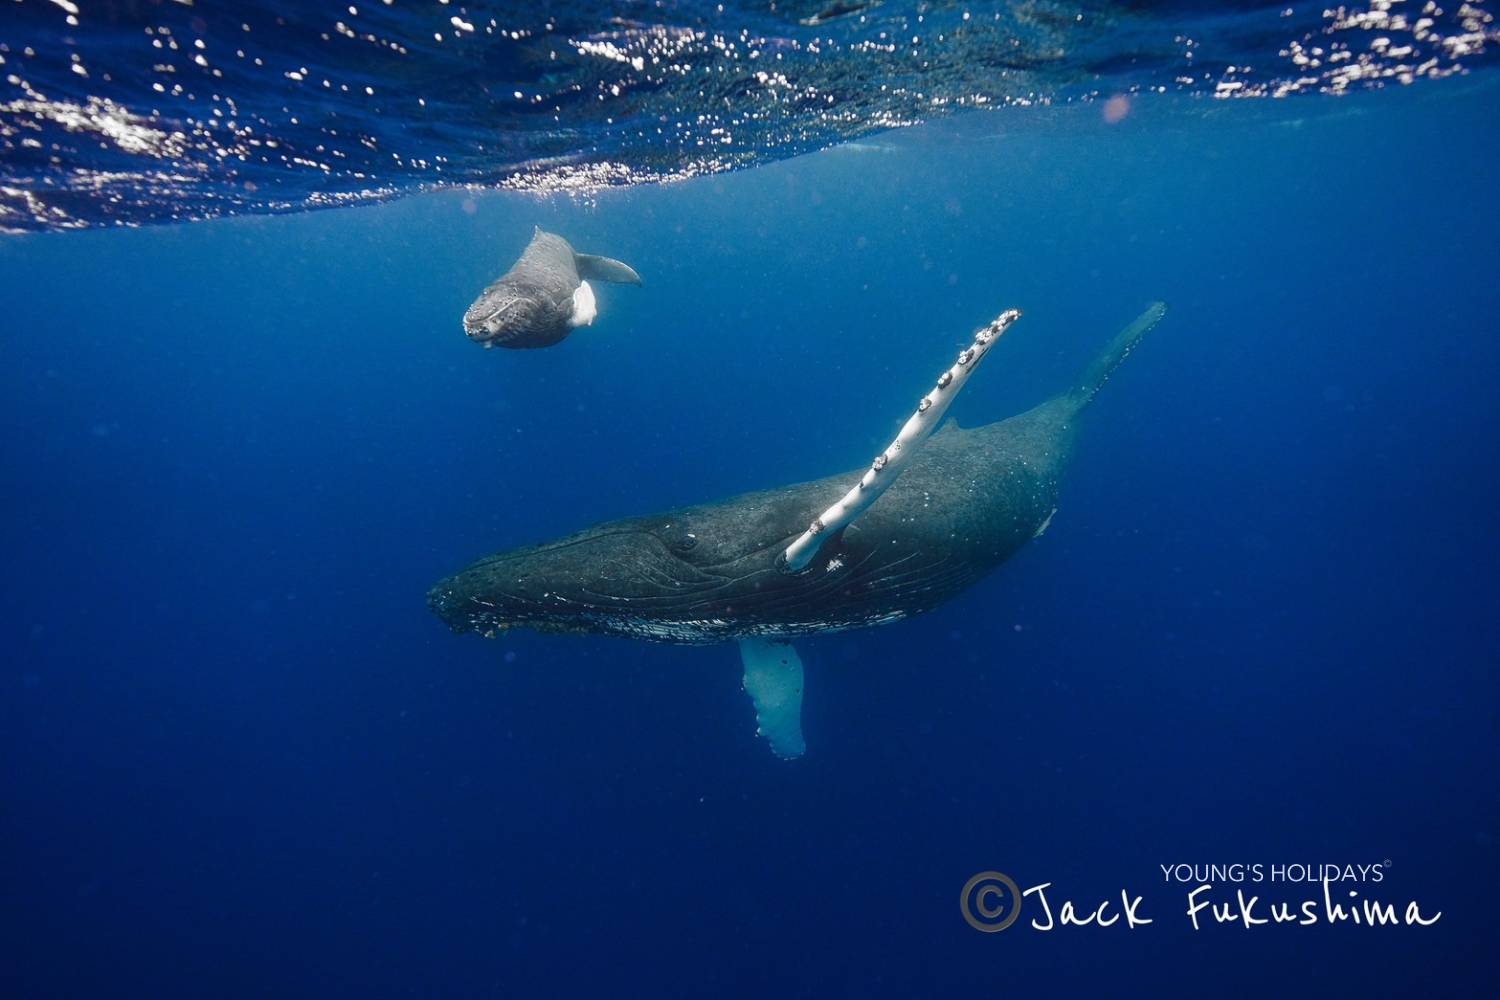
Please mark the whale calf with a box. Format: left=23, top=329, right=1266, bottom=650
left=430, top=303, right=1167, bottom=755
left=462, top=227, right=642, bottom=350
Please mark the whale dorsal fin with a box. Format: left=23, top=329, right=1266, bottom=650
left=575, top=253, right=643, bottom=286
left=937, top=417, right=962, bottom=436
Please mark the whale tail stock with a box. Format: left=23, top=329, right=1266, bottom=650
left=1067, top=301, right=1167, bottom=413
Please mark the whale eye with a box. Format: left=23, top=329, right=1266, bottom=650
left=674, top=532, right=698, bottom=553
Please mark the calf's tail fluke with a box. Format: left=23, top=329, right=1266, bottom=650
left=1069, top=301, right=1167, bottom=411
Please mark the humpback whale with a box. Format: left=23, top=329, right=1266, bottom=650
left=462, top=228, right=642, bottom=350
left=430, top=303, right=1167, bottom=756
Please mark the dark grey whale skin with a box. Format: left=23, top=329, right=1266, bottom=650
left=429, top=304, right=1164, bottom=644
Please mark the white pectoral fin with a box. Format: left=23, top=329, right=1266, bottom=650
left=738, top=639, right=806, bottom=760
left=781, top=309, right=1020, bottom=572
left=568, top=280, right=597, bottom=327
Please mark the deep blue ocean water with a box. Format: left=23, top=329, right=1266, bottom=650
left=4, top=22, right=1499, bottom=998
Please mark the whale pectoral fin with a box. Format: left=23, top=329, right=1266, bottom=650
left=781, top=309, right=1020, bottom=572
left=568, top=280, right=598, bottom=328
left=574, top=253, right=643, bottom=286
left=739, top=639, right=806, bottom=760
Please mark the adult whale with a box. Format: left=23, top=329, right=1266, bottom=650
left=430, top=303, right=1166, bottom=756
left=462, top=227, right=642, bottom=350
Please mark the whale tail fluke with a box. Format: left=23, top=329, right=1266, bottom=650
left=575, top=252, right=643, bottom=285
left=1068, top=301, right=1166, bottom=411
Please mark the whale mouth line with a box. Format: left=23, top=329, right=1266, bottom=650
left=463, top=291, right=526, bottom=336
left=430, top=524, right=967, bottom=644
left=464, top=311, right=506, bottom=334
